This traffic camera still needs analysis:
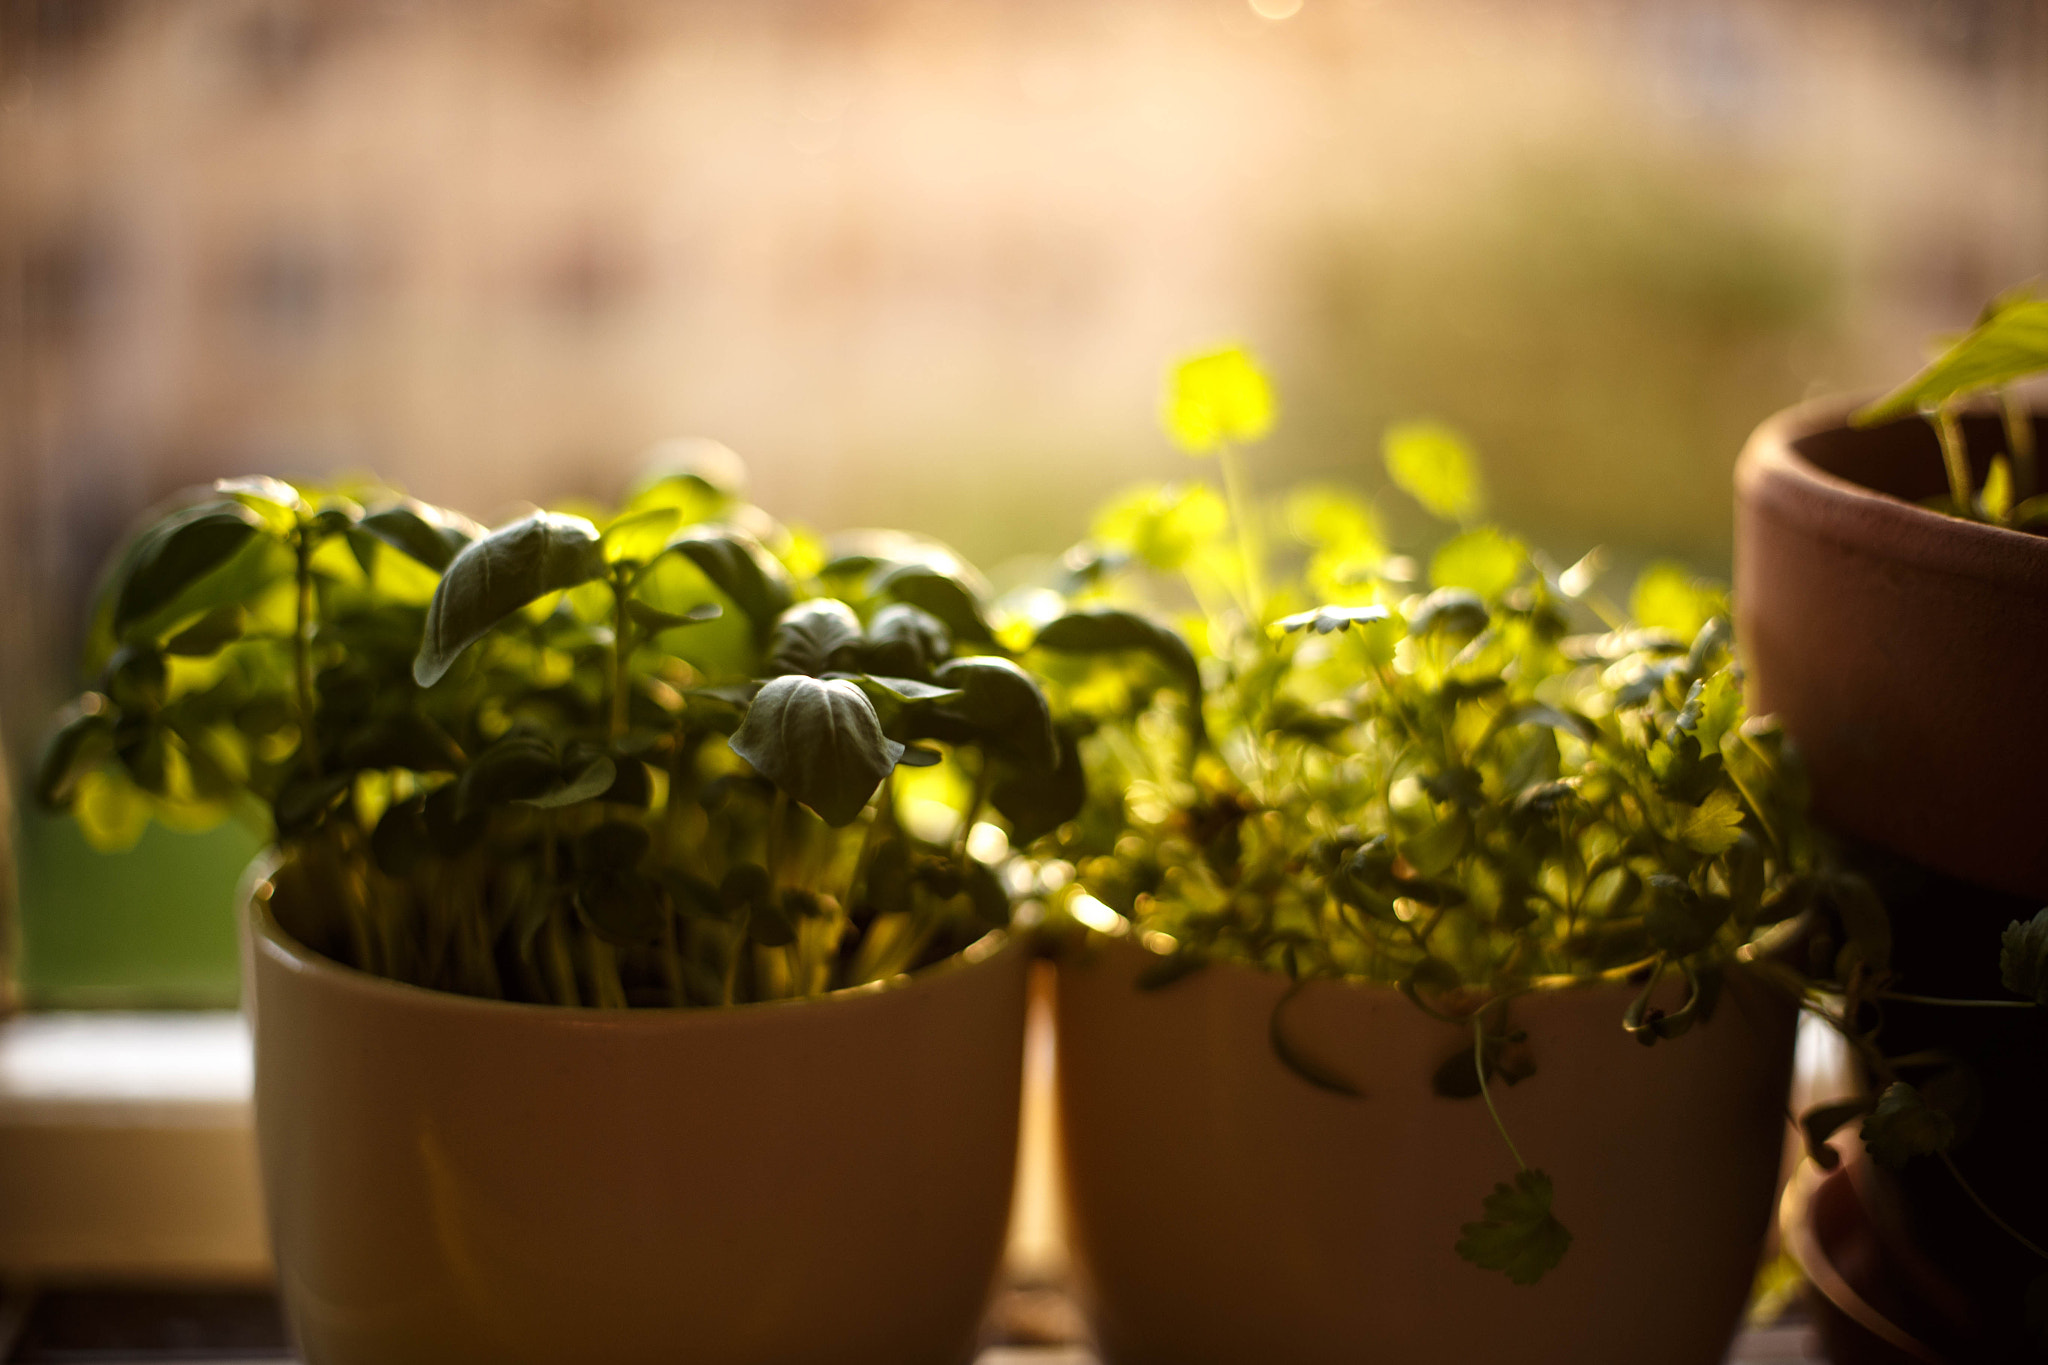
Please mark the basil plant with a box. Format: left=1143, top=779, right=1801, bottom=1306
left=37, top=446, right=1069, bottom=1009
left=1031, top=347, right=1825, bottom=1285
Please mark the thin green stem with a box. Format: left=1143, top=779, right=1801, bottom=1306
left=2002, top=388, right=2037, bottom=506
left=1473, top=1011, right=1526, bottom=1171
left=1217, top=439, right=1265, bottom=619
left=1940, top=1151, right=2048, bottom=1262
left=1933, top=405, right=1976, bottom=517
left=294, top=531, right=321, bottom=776
left=956, top=754, right=994, bottom=861
left=766, top=790, right=790, bottom=886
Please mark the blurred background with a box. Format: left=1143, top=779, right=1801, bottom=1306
left=1, top=0, right=2044, bottom=1006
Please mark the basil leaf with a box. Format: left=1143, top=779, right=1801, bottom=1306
left=1032, top=607, right=1205, bottom=744
left=766, top=599, right=864, bottom=678
left=112, top=501, right=268, bottom=637
left=415, top=512, right=604, bottom=686
left=929, top=656, right=1057, bottom=769
left=359, top=500, right=482, bottom=571
left=728, top=675, right=902, bottom=827
left=661, top=527, right=794, bottom=638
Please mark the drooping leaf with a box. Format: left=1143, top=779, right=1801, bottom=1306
left=927, top=656, right=1058, bottom=769
left=1383, top=420, right=1484, bottom=523
left=112, top=501, right=268, bottom=637
left=35, top=700, right=116, bottom=809
left=414, top=512, right=605, bottom=686
left=2000, top=908, right=2048, bottom=1006
left=660, top=527, right=795, bottom=638
left=728, top=675, right=903, bottom=827
left=1162, top=344, right=1275, bottom=454
left=766, top=599, right=864, bottom=678
left=1861, top=1082, right=1956, bottom=1170
left=1456, top=1169, right=1572, bottom=1285
left=358, top=500, right=481, bottom=571
left=990, top=728, right=1087, bottom=844
left=1032, top=608, right=1206, bottom=744
left=1855, top=292, right=2048, bottom=425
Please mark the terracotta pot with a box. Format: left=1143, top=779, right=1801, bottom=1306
left=242, top=866, right=1029, bottom=1365
left=1055, top=939, right=1797, bottom=1365
left=1733, top=397, right=2048, bottom=900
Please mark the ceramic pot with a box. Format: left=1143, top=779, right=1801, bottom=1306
left=1733, top=397, right=2048, bottom=901
left=243, top=868, right=1029, bottom=1365
left=1055, top=939, right=1797, bottom=1365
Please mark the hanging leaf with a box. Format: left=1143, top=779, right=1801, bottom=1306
left=1162, top=344, right=1276, bottom=454
left=1456, top=1169, right=1572, bottom=1285
left=926, top=656, right=1058, bottom=769
left=1032, top=608, right=1205, bottom=744
left=728, top=675, right=903, bottom=827
left=1861, top=1082, right=1957, bottom=1170
left=414, top=512, right=605, bottom=686
left=1383, top=420, right=1484, bottom=524
left=358, top=500, right=482, bottom=571
left=112, top=501, right=268, bottom=637
left=659, top=527, right=794, bottom=639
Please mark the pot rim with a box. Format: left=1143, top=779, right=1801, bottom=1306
left=1736, top=393, right=2048, bottom=584
left=243, top=850, right=1017, bottom=1026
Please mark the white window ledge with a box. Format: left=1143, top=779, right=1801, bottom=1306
left=0, top=1012, right=268, bottom=1282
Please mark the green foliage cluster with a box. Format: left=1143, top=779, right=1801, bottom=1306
left=1035, top=345, right=1824, bottom=1284
left=36, top=447, right=1082, bottom=1009
left=1854, top=283, right=2048, bottom=529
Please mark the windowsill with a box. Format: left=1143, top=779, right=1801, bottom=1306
left=0, top=1012, right=268, bottom=1282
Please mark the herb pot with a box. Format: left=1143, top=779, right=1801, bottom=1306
left=1733, top=396, right=2048, bottom=901
left=243, top=864, right=1029, bottom=1365
left=1737, top=398, right=2048, bottom=1358
left=1054, top=938, right=1796, bottom=1365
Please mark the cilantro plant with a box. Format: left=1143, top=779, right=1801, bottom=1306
left=37, top=448, right=1062, bottom=1008
left=1853, top=283, right=2048, bottom=527
left=1037, top=345, right=1824, bottom=1284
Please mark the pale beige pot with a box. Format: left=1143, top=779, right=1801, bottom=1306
left=1056, top=939, right=1797, bottom=1365
left=242, top=870, right=1029, bottom=1365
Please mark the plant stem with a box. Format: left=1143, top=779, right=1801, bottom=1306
left=1473, top=1012, right=1526, bottom=1171
left=1940, top=1151, right=2048, bottom=1262
left=766, top=790, right=789, bottom=885
left=2003, top=388, right=2037, bottom=506
left=956, top=755, right=994, bottom=861
left=1217, top=439, right=1265, bottom=620
left=294, top=531, right=321, bottom=776
left=1933, top=405, right=1976, bottom=517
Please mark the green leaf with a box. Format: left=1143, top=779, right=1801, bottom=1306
left=1429, top=527, right=1523, bottom=598
left=163, top=605, right=245, bottom=657
left=860, top=603, right=952, bottom=679
left=1456, top=1169, right=1572, bottom=1285
left=71, top=766, right=153, bottom=851
left=455, top=735, right=562, bottom=818
left=524, top=754, right=618, bottom=809
left=623, top=437, right=747, bottom=521
left=625, top=600, right=722, bottom=634
left=1383, top=420, right=1484, bottom=523
left=1630, top=562, right=1726, bottom=641
left=1676, top=788, right=1747, bottom=855
left=1032, top=608, right=1206, bottom=745
left=600, top=506, right=683, bottom=565
left=1162, top=344, right=1275, bottom=454
left=2000, top=909, right=2048, bottom=1005
left=1272, top=604, right=1390, bottom=636
left=36, top=700, right=116, bottom=809
left=1855, top=292, right=2048, bottom=425
left=1405, top=588, right=1489, bottom=639
left=927, top=656, right=1057, bottom=769
left=1284, top=485, right=1382, bottom=557
left=1983, top=455, right=2015, bottom=523
left=575, top=869, right=666, bottom=947
left=872, top=563, right=998, bottom=646
left=1093, top=483, right=1230, bottom=572
left=358, top=501, right=481, bottom=571
left=990, top=728, right=1087, bottom=844
left=728, top=675, right=903, bottom=827
left=766, top=599, right=864, bottom=677
left=1861, top=1082, right=1956, bottom=1170
left=1644, top=876, right=1730, bottom=957
left=660, top=527, right=795, bottom=638
left=414, top=512, right=605, bottom=686
left=112, top=501, right=268, bottom=637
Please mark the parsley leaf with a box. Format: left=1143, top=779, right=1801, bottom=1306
left=1455, top=1169, right=1572, bottom=1285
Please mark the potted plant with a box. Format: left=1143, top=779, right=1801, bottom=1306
left=1029, top=347, right=1822, bottom=1365
left=35, top=446, right=1067, bottom=1365
left=1737, top=289, right=2048, bottom=1361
